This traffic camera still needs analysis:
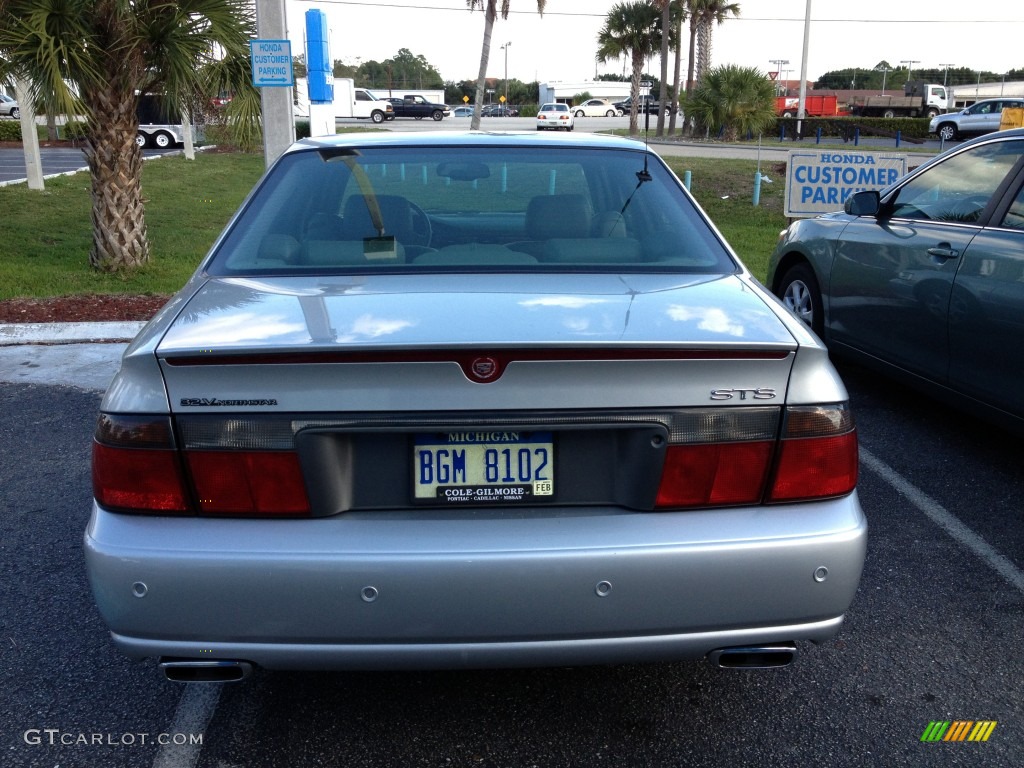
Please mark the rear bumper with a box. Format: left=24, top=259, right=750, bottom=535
left=118, top=620, right=841, bottom=671
left=84, top=494, right=866, bottom=671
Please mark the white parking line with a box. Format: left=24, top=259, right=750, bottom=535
left=860, top=447, right=1024, bottom=593
left=151, top=683, right=222, bottom=768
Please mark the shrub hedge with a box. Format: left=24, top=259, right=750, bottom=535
left=0, top=120, right=21, bottom=141
left=60, top=120, right=89, bottom=140
left=772, top=116, right=933, bottom=142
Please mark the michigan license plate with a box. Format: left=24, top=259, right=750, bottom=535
left=413, top=431, right=554, bottom=504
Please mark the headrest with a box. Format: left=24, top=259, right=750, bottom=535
left=525, top=194, right=591, bottom=240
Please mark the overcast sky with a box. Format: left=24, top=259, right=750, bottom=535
left=281, top=0, right=1024, bottom=85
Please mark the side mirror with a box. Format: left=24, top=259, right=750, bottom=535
left=845, top=190, right=881, bottom=217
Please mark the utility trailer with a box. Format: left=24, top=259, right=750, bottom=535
left=136, top=94, right=202, bottom=149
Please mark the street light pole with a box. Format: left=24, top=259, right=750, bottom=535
left=900, top=59, right=920, bottom=82
left=769, top=58, right=789, bottom=95
left=940, top=63, right=955, bottom=88
left=500, top=42, right=511, bottom=106
left=796, top=0, right=812, bottom=136
left=875, top=65, right=890, bottom=95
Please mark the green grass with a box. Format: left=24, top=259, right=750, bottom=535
left=661, top=156, right=788, bottom=279
left=0, top=151, right=787, bottom=302
left=0, top=152, right=265, bottom=300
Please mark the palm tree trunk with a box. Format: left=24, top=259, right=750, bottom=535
left=83, top=87, right=150, bottom=270
left=470, top=1, right=498, bottom=131
left=668, top=4, right=683, bottom=134
left=684, top=19, right=698, bottom=135
left=656, top=0, right=670, bottom=136
left=629, top=51, right=646, bottom=136
left=697, top=19, right=712, bottom=82
left=685, top=19, right=698, bottom=99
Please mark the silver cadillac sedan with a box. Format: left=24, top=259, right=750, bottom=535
left=86, top=131, right=866, bottom=682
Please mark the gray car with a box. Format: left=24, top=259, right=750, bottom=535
left=769, top=128, right=1024, bottom=432
left=930, top=97, right=1024, bottom=142
left=86, top=131, right=865, bottom=682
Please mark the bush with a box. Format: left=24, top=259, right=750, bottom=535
left=201, top=123, right=264, bottom=152
left=295, top=119, right=311, bottom=140
left=60, top=120, right=89, bottom=140
left=685, top=65, right=777, bottom=141
left=773, top=116, right=932, bottom=141
left=0, top=120, right=21, bottom=141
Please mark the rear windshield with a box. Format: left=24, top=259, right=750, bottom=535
left=206, top=144, right=737, bottom=275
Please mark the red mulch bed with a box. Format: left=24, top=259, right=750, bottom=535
left=0, top=294, right=171, bottom=324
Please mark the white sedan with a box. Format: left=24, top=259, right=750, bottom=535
left=573, top=98, right=621, bottom=118
left=536, top=102, right=574, bottom=131
left=0, top=93, right=19, bottom=119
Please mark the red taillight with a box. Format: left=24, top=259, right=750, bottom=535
left=186, top=451, right=309, bottom=516
left=92, top=414, right=311, bottom=517
left=654, top=404, right=857, bottom=509
left=92, top=442, right=189, bottom=512
left=655, top=441, right=773, bottom=507
left=769, top=432, right=858, bottom=501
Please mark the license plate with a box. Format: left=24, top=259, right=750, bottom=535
left=413, top=431, right=554, bottom=504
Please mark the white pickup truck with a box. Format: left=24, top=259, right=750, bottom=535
left=351, top=87, right=395, bottom=123
left=293, top=78, right=395, bottom=123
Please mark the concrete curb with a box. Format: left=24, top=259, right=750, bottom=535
left=0, top=321, right=146, bottom=346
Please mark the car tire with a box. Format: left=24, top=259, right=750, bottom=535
left=371, top=111, right=385, bottom=124
left=883, top=109, right=896, bottom=119
left=153, top=131, right=174, bottom=149
left=604, top=110, right=615, bottom=117
left=431, top=110, right=444, bottom=121
left=135, top=132, right=149, bottom=149
left=937, top=123, right=958, bottom=141
left=778, top=263, right=824, bottom=337
left=925, top=107, right=939, bottom=118
left=574, top=110, right=585, bottom=117
left=10, top=107, right=18, bottom=119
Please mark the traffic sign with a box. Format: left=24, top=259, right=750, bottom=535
left=250, top=39, right=294, bottom=87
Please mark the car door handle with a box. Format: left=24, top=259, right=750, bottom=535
left=927, top=244, right=960, bottom=260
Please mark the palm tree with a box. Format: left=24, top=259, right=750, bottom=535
left=668, top=1, right=686, bottom=133
left=466, top=1, right=546, bottom=132
left=596, top=1, right=662, bottom=136
left=0, top=0, right=260, bottom=272
left=653, top=1, right=686, bottom=136
left=684, top=64, right=775, bottom=140
left=684, top=0, right=740, bottom=100
left=654, top=0, right=671, bottom=136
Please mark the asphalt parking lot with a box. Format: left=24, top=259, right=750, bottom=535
left=0, top=116, right=950, bottom=186
left=0, top=145, right=181, bottom=185
left=1, top=357, right=1021, bottom=768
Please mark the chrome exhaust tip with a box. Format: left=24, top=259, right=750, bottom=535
left=708, top=643, right=797, bottom=669
left=159, top=659, right=253, bottom=682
